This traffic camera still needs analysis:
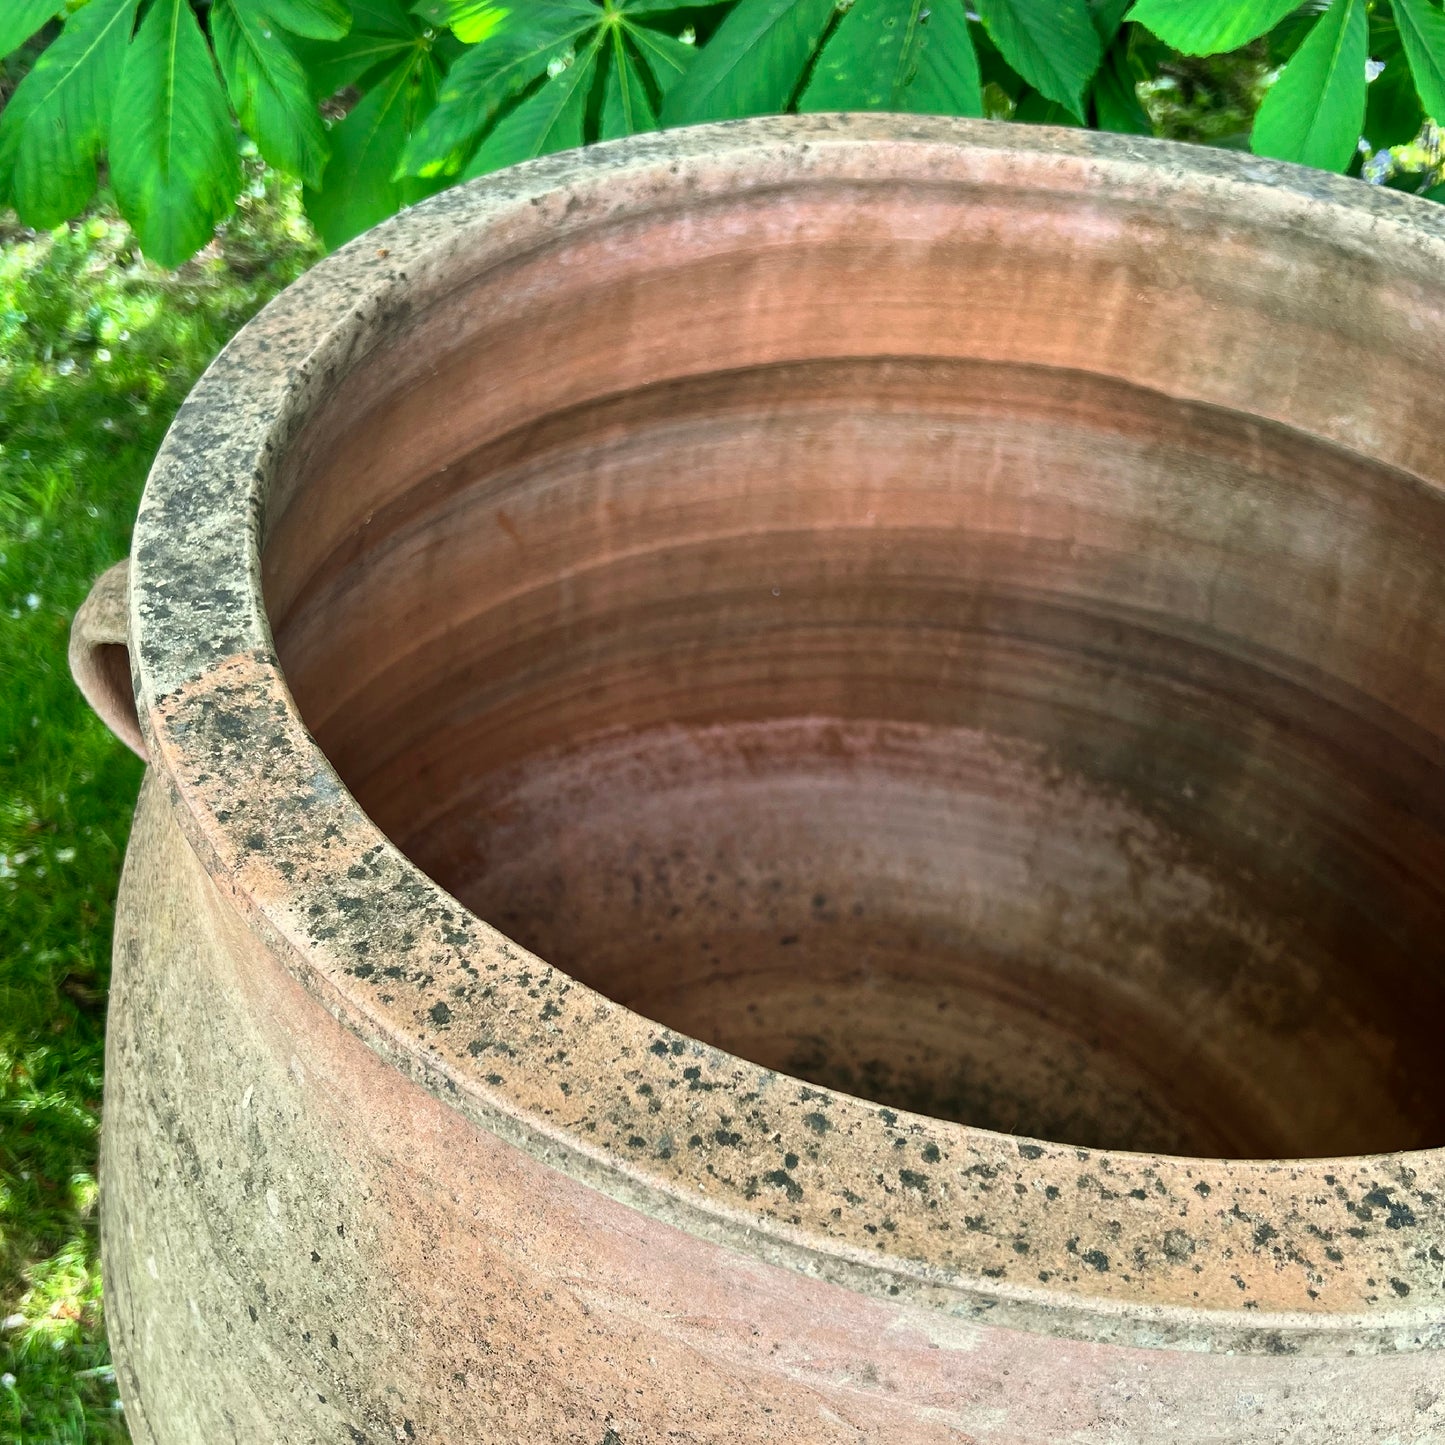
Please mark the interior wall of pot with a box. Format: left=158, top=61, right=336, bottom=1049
left=260, top=174, right=1445, bottom=1160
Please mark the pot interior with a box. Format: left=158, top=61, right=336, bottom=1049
left=261, top=165, right=1445, bottom=1159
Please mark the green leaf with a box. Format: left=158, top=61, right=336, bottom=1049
left=262, top=0, right=353, bottom=40
left=398, top=2, right=598, bottom=176
left=969, top=19, right=1020, bottom=94
left=111, top=0, right=241, bottom=266
left=897, top=0, right=982, bottom=114
left=601, top=29, right=658, bottom=137
left=0, top=0, right=60, bottom=60
left=1124, top=0, right=1302, bottom=56
left=1088, top=0, right=1132, bottom=44
left=800, top=0, right=982, bottom=116
left=1013, top=89, right=1082, bottom=124
left=346, top=0, right=419, bottom=36
left=214, top=0, right=329, bottom=187
left=1366, top=55, right=1425, bottom=149
left=1393, top=0, right=1445, bottom=124
left=431, top=0, right=593, bottom=43
left=626, top=22, right=697, bottom=91
left=434, top=0, right=509, bottom=43
left=659, top=0, right=837, bottom=124
left=1091, top=35, right=1151, bottom=133
left=297, top=37, right=414, bottom=96
left=305, top=46, right=447, bottom=247
left=621, top=0, right=732, bottom=12
left=292, top=15, right=415, bottom=100
left=1369, top=2, right=1405, bottom=62
left=972, top=0, right=1101, bottom=119
left=1250, top=0, right=1366, bottom=172
left=461, top=30, right=602, bottom=176
left=1270, top=2, right=1336, bottom=63
left=0, top=0, right=138, bottom=228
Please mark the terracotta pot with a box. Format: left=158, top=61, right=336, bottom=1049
left=73, top=117, right=1445, bottom=1442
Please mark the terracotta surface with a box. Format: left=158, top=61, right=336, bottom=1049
left=73, top=117, right=1445, bottom=1441
left=69, top=559, right=144, bottom=759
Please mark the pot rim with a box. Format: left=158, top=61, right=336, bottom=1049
left=129, top=114, right=1445, bottom=1353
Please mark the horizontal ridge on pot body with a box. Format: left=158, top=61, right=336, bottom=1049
left=96, top=117, right=1445, bottom=1443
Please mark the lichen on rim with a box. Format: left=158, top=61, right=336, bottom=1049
left=127, top=114, right=1445, bottom=1353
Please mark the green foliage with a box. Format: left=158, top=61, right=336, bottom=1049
left=1251, top=0, right=1366, bottom=170
left=1137, top=48, right=1268, bottom=145
left=0, top=1, right=60, bottom=62
left=291, top=0, right=414, bottom=98
left=1124, top=0, right=1303, bottom=55
left=213, top=0, right=331, bottom=188
left=399, top=3, right=605, bottom=179
left=660, top=0, right=836, bottom=122
left=1093, top=40, right=1154, bottom=132
left=264, top=0, right=354, bottom=40
left=108, top=0, right=242, bottom=268
left=0, top=0, right=139, bottom=231
left=0, top=170, right=318, bottom=1445
left=1363, top=111, right=1445, bottom=181
left=461, top=28, right=604, bottom=175
left=973, top=0, right=1100, bottom=117
left=6, top=0, right=1445, bottom=282
left=1393, top=0, right=1445, bottom=120
left=303, top=0, right=451, bottom=247
left=797, top=0, right=982, bottom=116
left=601, top=25, right=658, bottom=136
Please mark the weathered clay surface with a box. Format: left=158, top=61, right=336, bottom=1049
left=83, top=117, right=1445, bottom=1440
left=106, top=773, right=1445, bottom=1442
left=69, top=559, right=144, bottom=759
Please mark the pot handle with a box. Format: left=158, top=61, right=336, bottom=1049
left=69, top=559, right=147, bottom=762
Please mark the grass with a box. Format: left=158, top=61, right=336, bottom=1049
left=0, top=165, right=319, bottom=1445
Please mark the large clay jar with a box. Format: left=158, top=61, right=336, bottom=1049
left=72, top=117, right=1445, bottom=1443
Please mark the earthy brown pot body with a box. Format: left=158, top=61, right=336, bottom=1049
left=78, top=118, right=1445, bottom=1442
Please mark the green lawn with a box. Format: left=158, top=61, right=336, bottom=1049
left=0, top=170, right=318, bottom=1445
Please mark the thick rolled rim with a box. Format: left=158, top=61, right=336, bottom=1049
left=129, top=114, right=1445, bottom=1353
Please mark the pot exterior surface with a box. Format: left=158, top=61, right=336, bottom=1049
left=96, top=115, right=1445, bottom=1442
left=104, top=777, right=1443, bottom=1443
